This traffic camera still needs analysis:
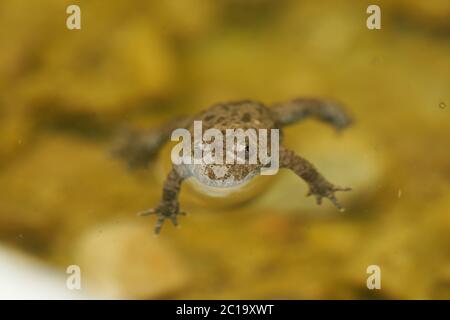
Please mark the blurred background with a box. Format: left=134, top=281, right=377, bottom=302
left=0, top=0, right=449, bottom=299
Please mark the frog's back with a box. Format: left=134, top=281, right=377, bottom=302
left=190, top=100, right=276, bottom=131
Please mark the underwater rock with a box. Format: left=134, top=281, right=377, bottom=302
left=0, top=108, right=31, bottom=165
left=73, top=222, right=189, bottom=299
left=386, top=0, right=450, bottom=30
left=29, top=20, right=175, bottom=114
left=0, top=0, right=176, bottom=115
left=0, top=245, right=87, bottom=299
left=340, top=193, right=450, bottom=299
left=0, top=136, right=152, bottom=248
left=152, top=0, right=216, bottom=38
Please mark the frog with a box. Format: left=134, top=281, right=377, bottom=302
left=114, top=97, right=353, bottom=234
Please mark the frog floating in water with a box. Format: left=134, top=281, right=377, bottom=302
left=114, top=98, right=353, bottom=234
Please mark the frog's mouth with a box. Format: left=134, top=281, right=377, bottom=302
left=187, top=176, right=252, bottom=197
left=185, top=163, right=258, bottom=196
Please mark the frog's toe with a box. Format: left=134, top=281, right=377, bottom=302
left=137, top=208, right=156, bottom=216
left=154, top=217, right=165, bottom=235
left=170, top=216, right=180, bottom=227
left=328, top=193, right=344, bottom=212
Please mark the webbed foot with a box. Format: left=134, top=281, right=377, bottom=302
left=307, top=181, right=351, bottom=212
left=138, top=202, right=186, bottom=234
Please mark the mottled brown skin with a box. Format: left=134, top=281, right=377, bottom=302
left=114, top=98, right=352, bottom=234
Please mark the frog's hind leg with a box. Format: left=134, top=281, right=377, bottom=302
left=271, top=98, right=352, bottom=130
left=112, top=116, right=191, bottom=169
left=279, top=146, right=351, bottom=211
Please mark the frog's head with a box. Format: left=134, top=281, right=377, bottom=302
left=191, top=129, right=263, bottom=187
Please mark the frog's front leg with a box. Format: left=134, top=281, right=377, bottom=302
left=113, top=116, right=191, bottom=169
left=138, top=166, right=191, bottom=234
left=279, top=147, right=351, bottom=211
left=271, top=98, right=352, bottom=130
